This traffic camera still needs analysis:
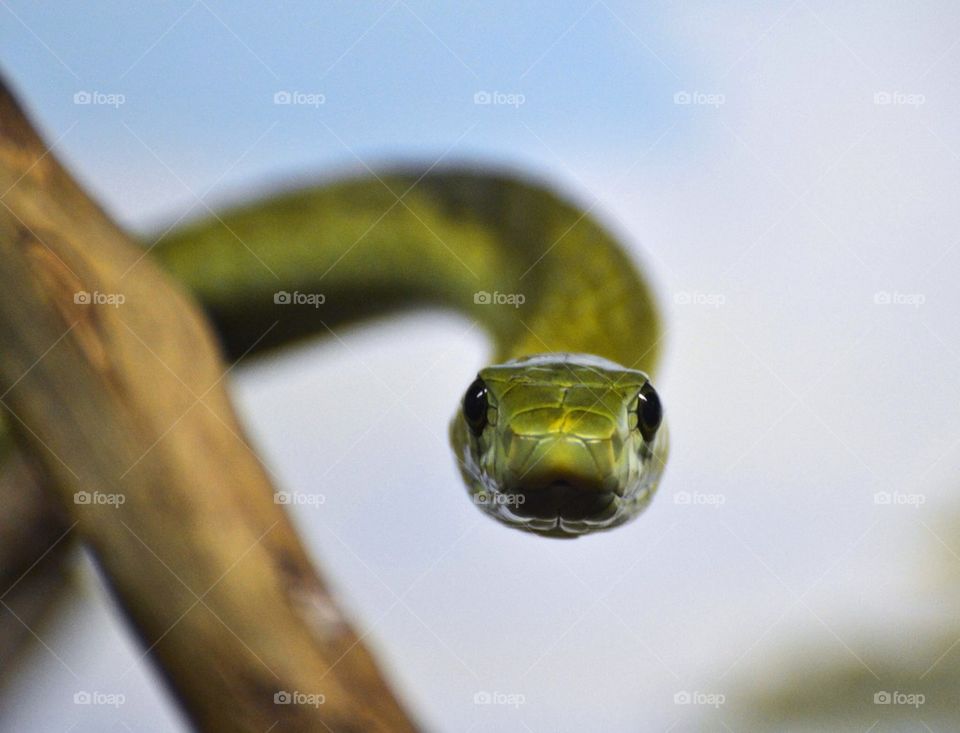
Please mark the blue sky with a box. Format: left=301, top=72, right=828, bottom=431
left=2, top=0, right=711, bottom=229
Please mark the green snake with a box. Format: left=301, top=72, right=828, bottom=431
left=153, top=170, right=668, bottom=537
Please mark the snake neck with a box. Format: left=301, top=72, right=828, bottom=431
left=153, top=170, right=662, bottom=375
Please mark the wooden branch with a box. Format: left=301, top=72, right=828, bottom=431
left=0, top=447, right=75, bottom=671
left=0, top=79, right=418, bottom=731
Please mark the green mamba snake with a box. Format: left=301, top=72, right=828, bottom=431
left=154, top=170, right=668, bottom=537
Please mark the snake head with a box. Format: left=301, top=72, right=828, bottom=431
left=450, top=353, right=668, bottom=537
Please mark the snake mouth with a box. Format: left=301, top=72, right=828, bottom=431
left=505, top=481, right=617, bottom=523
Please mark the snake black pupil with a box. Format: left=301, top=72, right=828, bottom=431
left=637, top=382, right=662, bottom=441
left=463, top=377, right=489, bottom=436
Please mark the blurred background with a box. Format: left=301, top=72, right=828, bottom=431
left=2, top=1, right=960, bottom=731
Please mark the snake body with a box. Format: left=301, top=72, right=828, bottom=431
left=154, top=170, right=668, bottom=536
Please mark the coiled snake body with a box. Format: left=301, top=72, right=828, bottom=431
left=155, top=170, right=668, bottom=536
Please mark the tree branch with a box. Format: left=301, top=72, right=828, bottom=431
left=0, top=77, right=418, bottom=732
left=0, top=447, right=75, bottom=674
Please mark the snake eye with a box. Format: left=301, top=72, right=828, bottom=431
left=463, top=377, right=489, bottom=436
left=636, top=382, right=662, bottom=442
